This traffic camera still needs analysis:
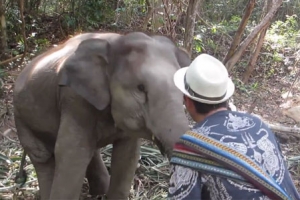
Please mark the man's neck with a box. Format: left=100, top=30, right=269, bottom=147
left=193, top=107, right=228, bottom=123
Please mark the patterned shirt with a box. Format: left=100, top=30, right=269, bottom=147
left=168, top=110, right=300, bottom=200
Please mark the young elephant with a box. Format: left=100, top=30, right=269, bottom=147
left=13, top=32, right=191, bottom=200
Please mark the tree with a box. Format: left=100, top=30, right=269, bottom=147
left=243, top=0, right=272, bottom=83
left=183, top=0, right=201, bottom=56
left=25, top=0, right=41, bottom=14
left=142, top=0, right=153, bottom=31
left=224, top=0, right=283, bottom=72
left=18, top=0, right=27, bottom=65
left=223, top=0, right=256, bottom=65
left=0, top=0, right=7, bottom=55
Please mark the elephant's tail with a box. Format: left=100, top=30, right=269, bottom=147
left=14, top=150, right=27, bottom=187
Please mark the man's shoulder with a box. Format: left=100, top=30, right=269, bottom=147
left=224, top=110, right=261, bottom=119
left=190, top=110, right=272, bottom=136
left=227, top=111, right=270, bottom=128
left=192, top=110, right=263, bottom=127
left=205, top=110, right=266, bottom=124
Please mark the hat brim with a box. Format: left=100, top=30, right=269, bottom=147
left=173, top=67, right=235, bottom=104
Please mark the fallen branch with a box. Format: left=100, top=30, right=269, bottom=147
left=0, top=54, right=23, bottom=66
left=268, top=123, right=300, bottom=134
left=188, top=103, right=300, bottom=136
left=187, top=106, right=297, bottom=138
left=0, top=129, right=19, bottom=144
left=247, top=113, right=300, bottom=142
left=252, top=113, right=300, bottom=134
left=288, top=156, right=300, bottom=162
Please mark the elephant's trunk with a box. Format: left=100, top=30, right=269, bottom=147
left=148, top=100, right=189, bottom=160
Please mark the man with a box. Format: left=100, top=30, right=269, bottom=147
left=168, top=54, right=300, bottom=200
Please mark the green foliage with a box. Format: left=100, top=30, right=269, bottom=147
left=5, top=4, right=22, bottom=45
left=258, top=14, right=300, bottom=82
left=34, top=38, right=51, bottom=53
left=192, top=16, right=240, bottom=55
left=193, top=34, right=204, bottom=53
left=272, top=52, right=284, bottom=62
left=114, top=0, right=148, bottom=27
left=0, top=153, right=12, bottom=181
left=267, top=14, right=300, bottom=48
left=60, top=0, right=116, bottom=31
left=220, top=15, right=243, bottom=33
left=124, top=0, right=148, bottom=16
left=232, top=78, right=258, bottom=95
left=206, top=38, right=218, bottom=53
left=80, top=0, right=114, bottom=27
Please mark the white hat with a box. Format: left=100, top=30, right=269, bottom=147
left=173, top=53, right=235, bottom=104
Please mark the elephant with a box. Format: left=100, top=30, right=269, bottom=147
left=13, top=31, right=191, bottom=200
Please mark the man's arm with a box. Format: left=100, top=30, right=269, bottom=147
left=168, top=164, right=202, bottom=200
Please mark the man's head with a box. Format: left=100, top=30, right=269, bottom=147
left=173, top=54, right=235, bottom=122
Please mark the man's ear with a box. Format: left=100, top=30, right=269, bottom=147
left=184, top=95, right=195, bottom=112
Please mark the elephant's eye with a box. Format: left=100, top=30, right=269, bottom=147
left=137, top=84, right=146, bottom=92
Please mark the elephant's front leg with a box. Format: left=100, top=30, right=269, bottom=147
left=106, top=137, right=141, bottom=199
left=49, top=112, right=97, bottom=199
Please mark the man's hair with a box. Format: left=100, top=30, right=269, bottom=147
left=191, top=99, right=228, bottom=114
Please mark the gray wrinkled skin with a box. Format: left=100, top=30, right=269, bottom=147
left=13, top=32, right=191, bottom=200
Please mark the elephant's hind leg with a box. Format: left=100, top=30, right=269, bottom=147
left=14, top=117, right=54, bottom=200
left=86, top=149, right=110, bottom=196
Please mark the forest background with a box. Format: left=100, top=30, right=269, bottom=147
left=0, top=0, right=300, bottom=199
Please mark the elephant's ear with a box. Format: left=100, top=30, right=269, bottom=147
left=175, top=47, right=191, bottom=68
left=151, top=35, right=191, bottom=68
left=58, top=38, right=110, bottom=110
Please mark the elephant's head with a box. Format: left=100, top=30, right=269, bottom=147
left=58, top=32, right=191, bottom=158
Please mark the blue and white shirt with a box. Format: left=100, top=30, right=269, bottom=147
left=168, top=110, right=300, bottom=200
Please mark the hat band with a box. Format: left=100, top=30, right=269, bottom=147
left=184, top=74, right=227, bottom=101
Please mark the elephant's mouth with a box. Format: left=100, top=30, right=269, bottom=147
left=152, top=135, right=166, bottom=157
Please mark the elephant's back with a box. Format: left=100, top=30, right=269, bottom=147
left=13, top=32, right=122, bottom=134
left=12, top=40, right=75, bottom=134
left=13, top=58, right=62, bottom=134
left=14, top=32, right=121, bottom=93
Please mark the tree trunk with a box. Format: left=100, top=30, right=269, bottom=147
left=243, top=0, right=272, bottom=83
left=142, top=0, right=153, bottom=31
left=0, top=0, right=7, bottom=55
left=223, top=0, right=256, bottom=64
left=24, top=0, right=30, bottom=12
left=18, top=0, right=27, bottom=65
left=183, top=0, right=201, bottom=56
left=225, top=0, right=283, bottom=72
left=34, top=0, right=41, bottom=12
left=242, top=29, right=267, bottom=83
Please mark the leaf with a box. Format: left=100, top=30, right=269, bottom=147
left=0, top=153, right=12, bottom=165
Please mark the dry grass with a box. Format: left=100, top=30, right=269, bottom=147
left=0, top=134, right=170, bottom=200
